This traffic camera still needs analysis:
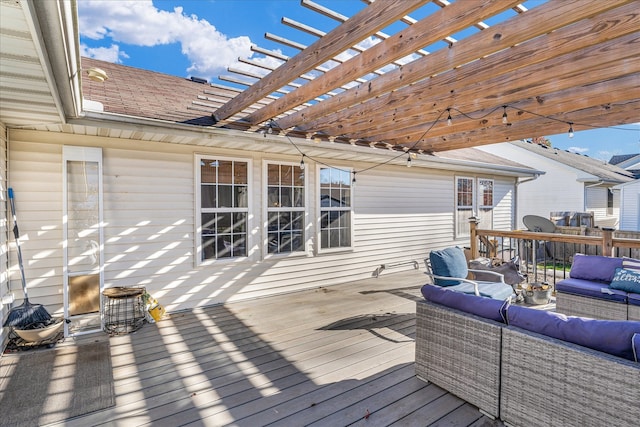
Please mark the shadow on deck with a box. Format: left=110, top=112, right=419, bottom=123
left=7, top=269, right=503, bottom=426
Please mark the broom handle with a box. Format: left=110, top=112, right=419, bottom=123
left=8, top=188, right=29, bottom=303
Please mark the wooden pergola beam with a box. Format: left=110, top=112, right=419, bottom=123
left=212, top=0, right=428, bottom=122
left=383, top=73, right=640, bottom=147
left=415, top=100, right=640, bottom=152
left=347, top=33, right=640, bottom=141
left=241, top=0, right=521, bottom=126
left=287, top=0, right=635, bottom=133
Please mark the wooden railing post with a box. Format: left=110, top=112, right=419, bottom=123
left=469, top=216, right=480, bottom=259
left=601, top=227, right=615, bottom=257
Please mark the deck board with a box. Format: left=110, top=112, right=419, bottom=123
left=42, top=269, right=502, bottom=426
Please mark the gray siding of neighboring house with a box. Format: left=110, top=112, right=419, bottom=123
left=585, top=186, right=620, bottom=228
left=618, top=180, right=640, bottom=231
left=5, top=129, right=520, bottom=322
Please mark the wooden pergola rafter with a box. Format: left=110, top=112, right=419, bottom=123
left=209, top=0, right=640, bottom=152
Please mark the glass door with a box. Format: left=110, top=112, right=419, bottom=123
left=63, top=146, right=103, bottom=336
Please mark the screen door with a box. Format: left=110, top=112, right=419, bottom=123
left=63, top=146, right=103, bottom=336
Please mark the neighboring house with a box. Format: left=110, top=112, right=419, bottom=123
left=613, top=179, right=640, bottom=231
left=0, top=2, right=538, bottom=349
left=610, top=153, right=640, bottom=179
left=478, top=140, right=635, bottom=229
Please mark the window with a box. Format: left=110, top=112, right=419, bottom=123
left=456, top=177, right=474, bottom=238
left=198, top=157, right=249, bottom=261
left=266, top=163, right=306, bottom=254
left=319, top=167, right=352, bottom=250
left=477, top=178, right=494, bottom=230
left=607, top=189, right=614, bottom=215
left=455, top=177, right=494, bottom=238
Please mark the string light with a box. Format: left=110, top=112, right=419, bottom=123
left=266, top=104, right=637, bottom=186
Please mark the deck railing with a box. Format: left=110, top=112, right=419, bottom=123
left=468, top=218, right=640, bottom=286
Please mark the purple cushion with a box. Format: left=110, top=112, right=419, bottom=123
left=556, top=278, right=627, bottom=303
left=507, top=305, right=640, bottom=361
left=628, top=293, right=640, bottom=307
left=430, top=247, right=468, bottom=286
left=610, top=267, right=640, bottom=293
left=569, top=254, right=622, bottom=283
left=421, top=284, right=507, bottom=323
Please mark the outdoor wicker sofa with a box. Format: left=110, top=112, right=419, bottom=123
left=416, top=285, right=640, bottom=427
left=555, top=254, right=640, bottom=320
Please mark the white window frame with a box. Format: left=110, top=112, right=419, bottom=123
left=263, top=160, right=309, bottom=258
left=455, top=176, right=475, bottom=239
left=317, top=165, right=354, bottom=253
left=477, top=178, right=495, bottom=231
left=195, top=154, right=252, bottom=265
left=455, top=176, right=495, bottom=239
left=478, top=178, right=494, bottom=209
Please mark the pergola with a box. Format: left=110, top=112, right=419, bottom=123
left=209, top=0, right=640, bottom=154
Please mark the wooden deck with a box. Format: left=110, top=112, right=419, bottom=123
left=48, top=270, right=501, bottom=426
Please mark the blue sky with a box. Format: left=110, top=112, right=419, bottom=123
left=77, top=0, right=640, bottom=161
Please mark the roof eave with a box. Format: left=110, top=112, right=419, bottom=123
left=72, top=111, right=540, bottom=177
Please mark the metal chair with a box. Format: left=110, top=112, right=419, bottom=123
left=424, top=247, right=515, bottom=300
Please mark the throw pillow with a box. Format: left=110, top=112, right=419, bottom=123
left=609, top=267, right=640, bottom=293
left=429, top=247, right=468, bottom=286
left=570, top=253, right=622, bottom=283
left=623, top=257, right=640, bottom=273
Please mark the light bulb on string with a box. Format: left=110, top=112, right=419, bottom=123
left=568, top=122, right=574, bottom=138
left=446, top=109, right=452, bottom=126
left=299, top=154, right=305, bottom=170
left=407, top=154, right=412, bottom=168
left=502, top=106, right=508, bottom=124
left=352, top=171, right=357, bottom=186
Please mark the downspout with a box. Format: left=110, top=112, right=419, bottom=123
left=514, top=173, right=541, bottom=229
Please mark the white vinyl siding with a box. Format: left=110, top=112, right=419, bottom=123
left=617, top=181, right=640, bottom=231
left=7, top=129, right=521, bottom=315
left=0, top=123, right=9, bottom=350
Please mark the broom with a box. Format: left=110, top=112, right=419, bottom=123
left=2, top=188, right=52, bottom=328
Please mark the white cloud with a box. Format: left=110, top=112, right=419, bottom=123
left=80, top=43, right=128, bottom=63
left=78, top=0, right=262, bottom=79
left=566, top=146, right=589, bottom=154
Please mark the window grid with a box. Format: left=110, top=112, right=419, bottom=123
left=200, top=158, right=248, bottom=260
left=267, top=163, right=305, bottom=254
left=319, top=167, right=352, bottom=250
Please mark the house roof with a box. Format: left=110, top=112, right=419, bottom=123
left=610, top=153, right=640, bottom=165
left=508, top=140, right=635, bottom=184
left=80, top=57, right=538, bottom=176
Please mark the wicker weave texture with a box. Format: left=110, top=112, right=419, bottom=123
left=628, top=304, right=640, bottom=321
left=415, top=300, right=502, bottom=418
left=500, top=327, right=640, bottom=427
left=555, top=292, right=627, bottom=320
